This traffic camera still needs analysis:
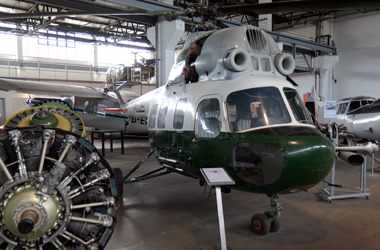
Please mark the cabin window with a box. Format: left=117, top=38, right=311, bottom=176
left=260, top=58, right=271, bottom=72
left=173, top=98, right=187, bottom=129
left=195, top=98, right=221, bottom=138
left=348, top=101, right=361, bottom=112
left=157, top=102, right=169, bottom=129
left=251, top=56, right=259, bottom=70
left=227, top=87, right=291, bottom=132
left=361, top=100, right=373, bottom=106
left=148, top=104, right=158, bottom=129
left=284, top=88, right=313, bottom=125
left=337, top=102, right=348, bottom=115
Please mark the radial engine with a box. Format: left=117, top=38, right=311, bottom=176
left=0, top=111, right=121, bottom=250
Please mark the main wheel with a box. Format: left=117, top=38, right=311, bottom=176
left=264, top=211, right=281, bottom=233
left=0, top=127, right=120, bottom=250
left=251, top=213, right=270, bottom=236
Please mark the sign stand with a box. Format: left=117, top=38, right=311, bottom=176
left=201, top=168, right=235, bottom=250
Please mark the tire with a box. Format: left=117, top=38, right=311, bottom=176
left=251, top=213, right=270, bottom=236
left=264, top=211, right=281, bottom=233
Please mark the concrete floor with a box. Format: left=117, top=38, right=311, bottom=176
left=94, top=136, right=380, bottom=250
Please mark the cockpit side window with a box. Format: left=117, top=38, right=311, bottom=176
left=283, top=88, right=313, bottom=125
left=361, top=100, right=373, bottom=106
left=337, top=102, right=348, bottom=114
left=348, top=100, right=361, bottom=112
left=157, top=102, right=169, bottom=129
left=227, top=87, right=291, bottom=132
left=195, top=98, right=221, bottom=138
left=148, top=104, right=158, bottom=129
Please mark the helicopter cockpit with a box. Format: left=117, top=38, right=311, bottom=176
left=193, top=86, right=314, bottom=139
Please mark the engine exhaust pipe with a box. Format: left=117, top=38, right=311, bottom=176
left=338, top=151, right=364, bottom=166
left=336, top=141, right=379, bottom=156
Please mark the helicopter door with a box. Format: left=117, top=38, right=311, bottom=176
left=191, top=97, right=226, bottom=169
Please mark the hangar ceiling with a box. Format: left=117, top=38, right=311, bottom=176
left=0, top=0, right=379, bottom=50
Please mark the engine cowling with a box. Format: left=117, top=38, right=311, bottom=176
left=274, top=53, right=295, bottom=75
left=223, top=48, right=250, bottom=72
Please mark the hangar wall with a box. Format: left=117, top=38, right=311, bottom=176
left=333, top=13, right=380, bottom=100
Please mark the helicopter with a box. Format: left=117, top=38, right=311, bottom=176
left=2, top=1, right=380, bottom=247
left=119, top=24, right=339, bottom=236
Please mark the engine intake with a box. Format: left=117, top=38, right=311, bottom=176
left=223, top=48, right=250, bottom=72
left=274, top=53, right=295, bottom=75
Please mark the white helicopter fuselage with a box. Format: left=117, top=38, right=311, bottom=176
left=121, top=26, right=335, bottom=196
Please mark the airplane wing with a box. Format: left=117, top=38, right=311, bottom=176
left=0, top=78, right=106, bottom=98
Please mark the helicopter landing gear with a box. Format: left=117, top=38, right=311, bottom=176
left=251, top=195, right=282, bottom=236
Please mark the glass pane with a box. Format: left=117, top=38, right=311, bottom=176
left=251, top=56, right=259, bottom=70
left=227, top=87, right=291, bottom=132
left=261, top=58, right=271, bottom=71
left=283, top=88, right=313, bottom=125
left=195, top=99, right=221, bottom=138
left=148, top=104, right=158, bottom=129
left=361, top=100, right=373, bottom=106
left=348, top=101, right=361, bottom=112
left=157, top=103, right=168, bottom=129
left=173, top=99, right=187, bottom=129
left=337, top=102, right=348, bottom=115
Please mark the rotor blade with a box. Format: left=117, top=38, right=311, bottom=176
left=222, top=0, right=380, bottom=15
left=0, top=10, right=186, bottom=20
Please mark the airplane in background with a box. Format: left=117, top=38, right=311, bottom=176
left=317, top=96, right=380, bottom=142
left=118, top=25, right=378, bottom=236
left=0, top=65, right=149, bottom=134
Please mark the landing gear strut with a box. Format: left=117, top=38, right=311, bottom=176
left=251, top=195, right=282, bottom=236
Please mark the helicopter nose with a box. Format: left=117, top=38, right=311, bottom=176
left=233, top=126, right=335, bottom=193
left=283, top=128, right=335, bottom=186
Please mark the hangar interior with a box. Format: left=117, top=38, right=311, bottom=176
left=1, top=1, right=380, bottom=250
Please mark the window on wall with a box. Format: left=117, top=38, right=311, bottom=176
left=0, top=33, right=17, bottom=56
left=1, top=32, right=153, bottom=67
left=173, top=98, right=187, bottom=129
left=97, top=44, right=152, bottom=66
left=157, top=102, right=169, bottom=129
left=195, top=98, right=221, bottom=138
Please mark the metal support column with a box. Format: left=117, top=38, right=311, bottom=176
left=215, top=186, right=227, bottom=250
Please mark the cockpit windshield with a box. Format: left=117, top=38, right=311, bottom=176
left=283, top=88, right=313, bottom=125
left=227, top=87, right=291, bottom=132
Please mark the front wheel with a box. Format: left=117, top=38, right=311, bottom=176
left=264, top=211, right=281, bottom=233
left=251, top=213, right=270, bottom=236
